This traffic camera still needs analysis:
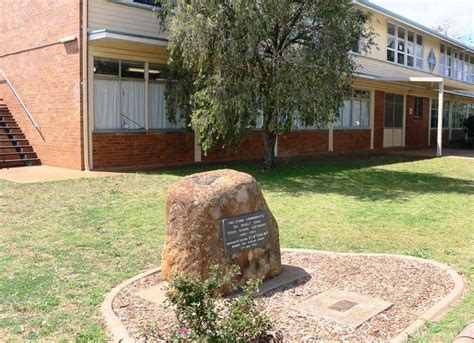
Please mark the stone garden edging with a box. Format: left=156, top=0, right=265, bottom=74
left=101, top=249, right=466, bottom=343
left=101, top=267, right=161, bottom=343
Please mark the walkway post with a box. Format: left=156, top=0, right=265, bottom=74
left=437, top=82, right=444, bottom=157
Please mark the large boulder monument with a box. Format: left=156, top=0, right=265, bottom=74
left=161, top=169, right=282, bottom=292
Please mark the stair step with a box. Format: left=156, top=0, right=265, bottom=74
left=0, top=126, right=22, bottom=133
left=0, top=132, right=25, bottom=135
left=0, top=158, right=40, bottom=165
left=0, top=145, right=32, bottom=149
left=0, top=126, right=21, bottom=130
left=0, top=120, right=17, bottom=124
left=0, top=152, right=37, bottom=157
left=0, top=138, right=28, bottom=143
left=0, top=139, right=28, bottom=142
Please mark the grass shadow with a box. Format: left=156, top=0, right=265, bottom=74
left=144, top=154, right=473, bottom=202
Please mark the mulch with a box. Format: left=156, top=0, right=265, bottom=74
left=112, top=250, right=455, bottom=342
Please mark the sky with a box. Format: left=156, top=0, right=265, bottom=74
left=370, top=0, right=474, bottom=46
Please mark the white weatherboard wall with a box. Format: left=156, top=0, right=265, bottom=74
left=88, top=0, right=167, bottom=40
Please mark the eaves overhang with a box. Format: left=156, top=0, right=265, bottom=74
left=88, top=29, right=168, bottom=47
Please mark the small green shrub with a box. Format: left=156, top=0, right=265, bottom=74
left=165, top=265, right=272, bottom=342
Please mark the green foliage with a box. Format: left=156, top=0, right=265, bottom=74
left=159, top=0, right=375, bottom=169
left=164, top=265, right=271, bottom=342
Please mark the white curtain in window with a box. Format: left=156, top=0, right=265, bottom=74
left=352, top=101, right=361, bottom=126
left=361, top=101, right=370, bottom=127
left=342, top=100, right=351, bottom=127
left=94, top=79, right=120, bottom=130
left=149, top=82, right=167, bottom=129
left=149, top=82, right=184, bottom=129
left=121, top=81, right=145, bottom=129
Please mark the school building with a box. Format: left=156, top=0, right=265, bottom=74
left=0, top=0, right=473, bottom=170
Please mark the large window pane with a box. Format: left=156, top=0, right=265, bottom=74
left=384, top=95, right=394, bottom=127
left=351, top=101, right=361, bottom=126
left=342, top=100, right=351, bottom=126
left=149, top=82, right=167, bottom=129
left=394, top=96, right=404, bottom=128
left=121, top=81, right=145, bottom=129
left=94, top=79, right=120, bottom=129
left=149, top=82, right=184, bottom=129
left=361, top=101, right=370, bottom=127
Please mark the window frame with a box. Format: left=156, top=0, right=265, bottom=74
left=334, top=88, right=371, bottom=130
left=386, top=22, right=424, bottom=70
left=93, top=57, right=183, bottom=132
left=413, top=97, right=424, bottom=118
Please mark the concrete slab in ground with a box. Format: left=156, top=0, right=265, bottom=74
left=137, top=283, right=169, bottom=305
left=0, top=165, right=121, bottom=184
left=257, top=264, right=310, bottom=295
left=291, top=289, right=393, bottom=328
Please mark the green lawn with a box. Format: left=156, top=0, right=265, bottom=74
left=1, top=154, right=473, bottom=342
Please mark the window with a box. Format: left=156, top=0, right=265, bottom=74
left=384, top=93, right=404, bottom=128
left=463, top=54, right=470, bottom=82
left=148, top=63, right=184, bottom=129
left=452, top=103, right=468, bottom=128
left=440, top=47, right=474, bottom=83
left=431, top=100, right=450, bottom=128
left=427, top=49, right=437, bottom=73
left=93, top=58, right=183, bottom=131
left=350, top=38, right=363, bottom=54
left=334, top=89, right=370, bottom=128
left=440, top=45, right=452, bottom=78
left=387, top=22, right=423, bottom=69
left=470, top=56, right=474, bottom=84
left=93, top=59, right=145, bottom=130
left=413, top=97, right=423, bottom=117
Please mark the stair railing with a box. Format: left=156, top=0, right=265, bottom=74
left=0, top=69, right=41, bottom=135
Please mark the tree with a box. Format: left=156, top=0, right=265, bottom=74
left=159, top=0, right=374, bottom=170
left=433, top=18, right=462, bottom=40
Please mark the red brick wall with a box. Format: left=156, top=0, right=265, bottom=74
left=374, top=90, right=385, bottom=149
left=203, top=131, right=264, bottom=162
left=0, top=1, right=83, bottom=169
left=277, top=131, right=328, bottom=156
left=405, top=96, right=430, bottom=147
left=333, top=130, right=371, bottom=151
left=92, top=131, right=194, bottom=169
left=430, top=129, right=465, bottom=146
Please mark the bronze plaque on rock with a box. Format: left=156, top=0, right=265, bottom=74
left=220, top=211, right=269, bottom=256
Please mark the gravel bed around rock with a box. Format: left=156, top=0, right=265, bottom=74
left=112, top=250, right=455, bottom=342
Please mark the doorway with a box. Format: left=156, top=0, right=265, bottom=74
left=384, top=93, right=404, bottom=147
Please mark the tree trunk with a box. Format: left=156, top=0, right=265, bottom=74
left=262, top=128, right=277, bottom=171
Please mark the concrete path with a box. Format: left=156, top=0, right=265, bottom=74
left=0, top=165, right=121, bottom=184
left=386, top=148, right=474, bottom=160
